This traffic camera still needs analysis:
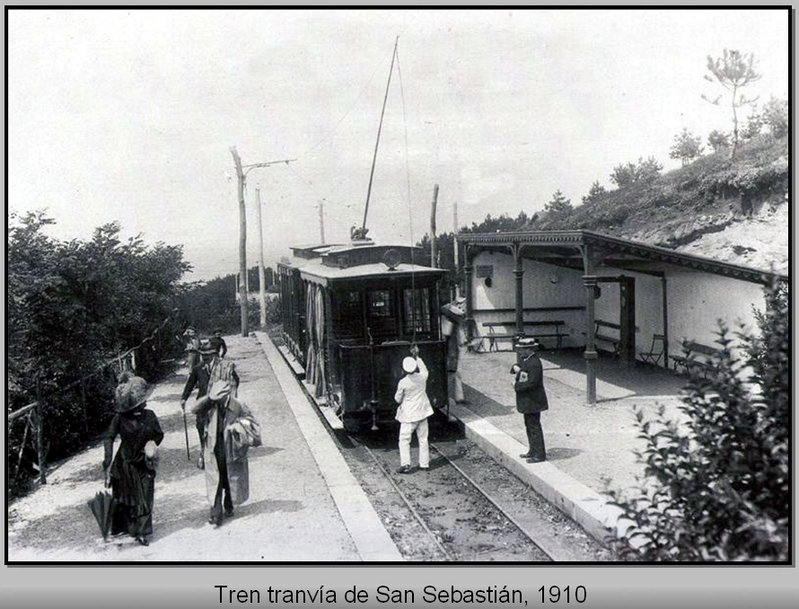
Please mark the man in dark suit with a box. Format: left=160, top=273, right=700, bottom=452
left=510, top=338, right=548, bottom=463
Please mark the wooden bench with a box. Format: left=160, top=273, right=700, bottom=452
left=671, top=340, right=722, bottom=376
left=483, top=320, right=566, bottom=352
left=594, top=320, right=621, bottom=355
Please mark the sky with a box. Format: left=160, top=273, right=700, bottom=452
left=7, top=8, right=790, bottom=281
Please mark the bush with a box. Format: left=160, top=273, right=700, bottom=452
left=8, top=212, right=188, bottom=496
left=606, top=278, right=789, bottom=561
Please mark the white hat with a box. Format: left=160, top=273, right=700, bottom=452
left=515, top=337, right=540, bottom=350
left=402, top=357, right=418, bottom=373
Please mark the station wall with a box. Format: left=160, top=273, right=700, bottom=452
left=470, top=251, right=767, bottom=362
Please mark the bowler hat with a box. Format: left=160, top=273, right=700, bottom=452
left=115, top=376, right=154, bottom=413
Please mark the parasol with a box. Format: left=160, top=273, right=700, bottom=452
left=87, top=489, right=115, bottom=541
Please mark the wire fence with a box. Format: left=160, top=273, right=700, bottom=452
left=7, top=315, right=178, bottom=490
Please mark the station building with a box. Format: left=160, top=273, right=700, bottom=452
left=456, top=230, right=788, bottom=404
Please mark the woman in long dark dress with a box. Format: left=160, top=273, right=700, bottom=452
left=103, top=374, right=164, bottom=546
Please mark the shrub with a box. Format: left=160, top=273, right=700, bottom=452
left=606, top=278, right=789, bottom=561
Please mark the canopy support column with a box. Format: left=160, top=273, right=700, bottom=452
left=464, top=245, right=475, bottom=344
left=582, top=243, right=598, bottom=406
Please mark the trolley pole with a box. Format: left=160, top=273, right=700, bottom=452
left=255, top=187, right=267, bottom=329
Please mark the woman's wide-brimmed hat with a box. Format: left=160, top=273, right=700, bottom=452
left=115, top=375, right=154, bottom=413
left=440, top=301, right=465, bottom=322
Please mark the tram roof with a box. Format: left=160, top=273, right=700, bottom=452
left=298, top=260, right=446, bottom=284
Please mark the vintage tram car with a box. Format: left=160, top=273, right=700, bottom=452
left=278, top=239, right=448, bottom=432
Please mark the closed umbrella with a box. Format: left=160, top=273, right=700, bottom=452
left=87, top=489, right=115, bottom=540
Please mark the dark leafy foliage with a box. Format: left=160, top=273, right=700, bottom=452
left=606, top=279, right=789, bottom=561
left=8, top=212, right=190, bottom=496
left=174, top=267, right=281, bottom=335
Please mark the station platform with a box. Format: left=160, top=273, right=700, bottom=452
left=7, top=333, right=401, bottom=562
left=451, top=348, right=686, bottom=543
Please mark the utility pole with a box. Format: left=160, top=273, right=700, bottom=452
left=453, top=199, right=460, bottom=298
left=255, top=187, right=267, bottom=329
left=430, top=184, right=439, bottom=267
left=319, top=199, right=326, bottom=244
left=229, top=147, right=296, bottom=337
left=230, top=147, right=248, bottom=337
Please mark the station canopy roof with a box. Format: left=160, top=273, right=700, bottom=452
left=456, top=229, right=788, bottom=285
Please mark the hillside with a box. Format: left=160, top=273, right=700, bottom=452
left=533, top=135, right=789, bottom=275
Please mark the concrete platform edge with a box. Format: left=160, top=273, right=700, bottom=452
left=255, top=332, right=403, bottom=562
left=449, top=403, right=626, bottom=546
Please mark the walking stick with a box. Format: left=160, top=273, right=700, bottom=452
left=182, top=407, right=191, bottom=461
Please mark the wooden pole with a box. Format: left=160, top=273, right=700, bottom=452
left=319, top=200, right=325, bottom=244
left=256, top=187, right=267, bottom=329
left=453, top=199, right=459, bottom=298
left=230, top=147, right=249, bottom=337
left=35, top=376, right=46, bottom=484
left=430, top=184, right=439, bottom=267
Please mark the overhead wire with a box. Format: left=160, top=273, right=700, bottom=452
left=396, top=42, right=417, bottom=342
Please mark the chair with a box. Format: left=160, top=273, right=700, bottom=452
left=463, top=319, right=487, bottom=353
left=639, top=334, right=665, bottom=366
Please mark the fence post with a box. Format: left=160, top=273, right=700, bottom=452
left=80, top=378, right=89, bottom=434
left=35, top=377, right=46, bottom=485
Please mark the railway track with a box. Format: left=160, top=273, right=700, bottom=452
left=271, top=335, right=613, bottom=562
left=341, top=423, right=610, bottom=562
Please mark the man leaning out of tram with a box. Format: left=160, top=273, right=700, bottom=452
left=394, top=344, right=433, bottom=474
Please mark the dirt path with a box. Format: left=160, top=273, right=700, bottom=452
left=7, top=335, right=359, bottom=561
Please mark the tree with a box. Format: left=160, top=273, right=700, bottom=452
left=741, top=108, right=763, bottom=140
left=702, top=49, right=762, bottom=158
left=669, top=128, right=705, bottom=166
left=582, top=181, right=607, bottom=206
left=707, top=130, right=730, bottom=153
left=544, top=190, right=573, bottom=215
left=8, top=212, right=189, bottom=485
left=610, top=157, right=663, bottom=188
left=606, top=278, right=789, bottom=561
left=761, top=96, right=788, bottom=138
left=610, top=162, right=638, bottom=188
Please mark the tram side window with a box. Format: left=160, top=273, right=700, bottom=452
left=367, top=289, right=396, bottom=338
left=402, top=288, right=431, bottom=335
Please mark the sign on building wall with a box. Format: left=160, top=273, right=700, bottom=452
left=476, top=264, right=493, bottom=278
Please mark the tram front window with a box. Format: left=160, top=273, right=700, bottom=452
left=367, top=289, right=396, bottom=339
left=403, top=288, right=431, bottom=335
